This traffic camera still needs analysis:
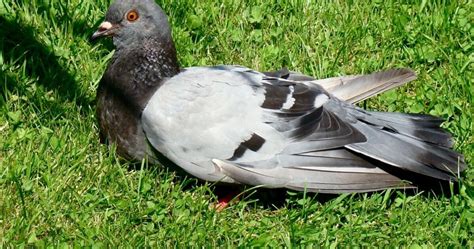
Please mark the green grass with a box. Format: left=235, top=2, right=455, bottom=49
left=1, top=0, right=473, bottom=247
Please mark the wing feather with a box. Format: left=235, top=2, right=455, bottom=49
left=213, top=159, right=411, bottom=193
left=264, top=68, right=417, bottom=104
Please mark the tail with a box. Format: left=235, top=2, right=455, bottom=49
left=343, top=108, right=466, bottom=181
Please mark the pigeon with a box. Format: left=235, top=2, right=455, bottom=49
left=91, top=0, right=466, bottom=193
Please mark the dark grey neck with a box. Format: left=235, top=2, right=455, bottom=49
left=101, top=37, right=180, bottom=115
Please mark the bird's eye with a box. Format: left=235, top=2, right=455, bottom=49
left=126, top=10, right=139, bottom=22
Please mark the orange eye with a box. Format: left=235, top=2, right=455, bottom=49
left=126, top=10, right=139, bottom=22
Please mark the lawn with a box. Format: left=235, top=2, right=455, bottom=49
left=0, top=0, right=473, bottom=247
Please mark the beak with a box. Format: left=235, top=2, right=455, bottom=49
left=90, top=21, right=119, bottom=42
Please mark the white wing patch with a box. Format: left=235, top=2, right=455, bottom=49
left=282, top=85, right=295, bottom=110
left=314, top=93, right=329, bottom=108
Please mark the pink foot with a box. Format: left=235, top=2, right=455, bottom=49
left=214, top=189, right=241, bottom=211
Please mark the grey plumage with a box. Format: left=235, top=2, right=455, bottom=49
left=92, top=0, right=467, bottom=193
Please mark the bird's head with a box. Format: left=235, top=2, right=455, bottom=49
left=90, top=0, right=172, bottom=48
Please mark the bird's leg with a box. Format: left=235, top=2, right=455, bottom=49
left=213, top=186, right=242, bottom=211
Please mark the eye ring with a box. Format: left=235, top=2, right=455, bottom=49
left=126, top=10, right=139, bottom=22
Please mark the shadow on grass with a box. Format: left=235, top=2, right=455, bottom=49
left=231, top=183, right=459, bottom=210
left=226, top=184, right=460, bottom=211
left=0, top=15, right=91, bottom=110
left=0, top=69, right=15, bottom=108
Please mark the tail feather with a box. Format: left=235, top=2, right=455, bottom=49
left=343, top=111, right=466, bottom=180
left=361, top=111, right=454, bottom=147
